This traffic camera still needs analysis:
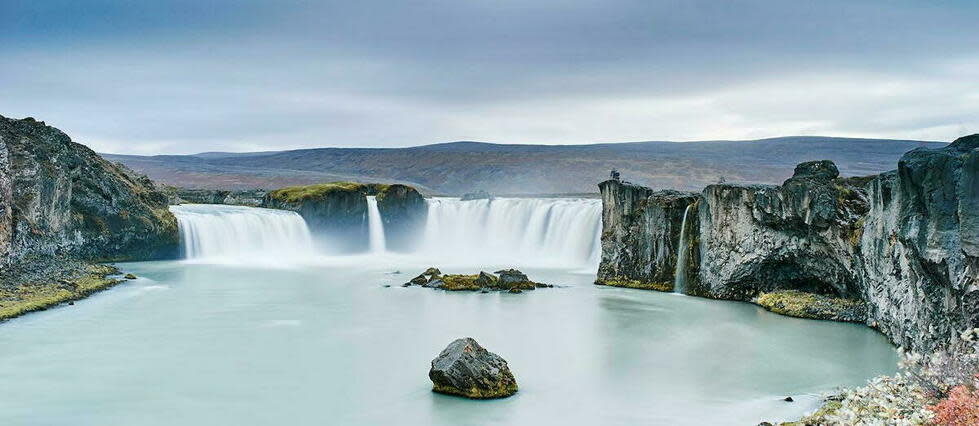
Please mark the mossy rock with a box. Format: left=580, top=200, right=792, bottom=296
left=439, top=274, right=483, bottom=291
left=0, top=264, right=123, bottom=321
left=754, top=290, right=866, bottom=323
left=265, top=182, right=386, bottom=203
left=595, top=278, right=674, bottom=292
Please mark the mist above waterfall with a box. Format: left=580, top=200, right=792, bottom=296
left=170, top=204, right=316, bottom=264
left=170, top=197, right=602, bottom=270
left=419, top=198, right=602, bottom=269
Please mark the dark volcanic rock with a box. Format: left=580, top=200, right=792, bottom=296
left=261, top=182, right=426, bottom=253
left=596, top=181, right=697, bottom=292
left=429, top=338, right=518, bottom=399
left=0, top=115, right=178, bottom=264
left=598, top=143, right=979, bottom=351
left=376, top=184, right=427, bottom=252
left=171, top=188, right=266, bottom=207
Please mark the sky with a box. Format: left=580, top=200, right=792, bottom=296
left=2, top=0, right=978, bottom=155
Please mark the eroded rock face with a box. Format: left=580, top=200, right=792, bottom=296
left=596, top=180, right=697, bottom=291
left=598, top=139, right=979, bottom=351
left=375, top=184, right=427, bottom=252
left=429, top=338, right=518, bottom=399
left=0, top=116, right=178, bottom=264
left=859, top=135, right=979, bottom=351
left=261, top=182, right=426, bottom=253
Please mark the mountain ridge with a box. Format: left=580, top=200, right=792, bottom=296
left=102, top=136, right=947, bottom=194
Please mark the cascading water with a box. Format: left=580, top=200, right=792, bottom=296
left=170, top=204, right=315, bottom=263
left=419, top=197, right=602, bottom=269
left=673, top=204, right=693, bottom=293
left=365, top=196, right=387, bottom=253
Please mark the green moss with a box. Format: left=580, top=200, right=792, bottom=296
left=755, top=290, right=866, bottom=323
left=267, top=182, right=372, bottom=203
left=439, top=274, right=482, bottom=291
left=595, top=278, right=673, bottom=292
left=0, top=264, right=124, bottom=320
left=432, top=381, right=518, bottom=399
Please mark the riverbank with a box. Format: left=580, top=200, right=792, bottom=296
left=0, top=258, right=130, bottom=321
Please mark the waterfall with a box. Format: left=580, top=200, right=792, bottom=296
left=366, top=196, right=386, bottom=253
left=673, top=204, right=693, bottom=293
left=419, top=197, right=602, bottom=269
left=170, top=204, right=315, bottom=263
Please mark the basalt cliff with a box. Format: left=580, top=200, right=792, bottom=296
left=0, top=116, right=178, bottom=265
left=0, top=115, right=179, bottom=319
left=598, top=135, right=979, bottom=352
left=262, top=182, right=426, bottom=252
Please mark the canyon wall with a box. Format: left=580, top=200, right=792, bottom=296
left=0, top=116, right=179, bottom=266
left=598, top=137, right=979, bottom=352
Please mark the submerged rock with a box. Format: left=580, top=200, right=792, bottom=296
left=124, top=273, right=137, bottom=280
left=429, top=338, right=517, bottom=399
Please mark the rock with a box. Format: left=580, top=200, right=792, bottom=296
left=124, top=273, right=137, bottom=280
left=429, top=338, right=517, bottom=399
left=0, top=115, right=179, bottom=265
left=401, top=283, right=411, bottom=287
left=596, top=147, right=979, bottom=352
left=375, top=184, right=427, bottom=252
left=261, top=182, right=426, bottom=253
left=508, top=288, right=522, bottom=294
left=784, top=396, right=794, bottom=402
left=474, top=271, right=498, bottom=287
left=423, top=267, right=442, bottom=276
left=424, top=279, right=444, bottom=289
left=494, top=269, right=537, bottom=290
left=596, top=182, right=697, bottom=293
left=409, top=274, right=428, bottom=285
left=460, top=190, right=493, bottom=201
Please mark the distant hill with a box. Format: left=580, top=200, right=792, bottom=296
left=102, top=136, right=946, bottom=194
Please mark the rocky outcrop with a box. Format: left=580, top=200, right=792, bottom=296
left=695, top=161, right=867, bottom=299
left=262, top=182, right=426, bottom=253
left=598, top=140, right=979, bottom=352
left=429, top=338, right=518, bottom=399
left=0, top=116, right=178, bottom=264
left=404, top=267, right=550, bottom=292
left=596, top=179, right=697, bottom=291
left=170, top=188, right=266, bottom=207
left=375, top=184, right=427, bottom=251
left=858, top=135, right=979, bottom=351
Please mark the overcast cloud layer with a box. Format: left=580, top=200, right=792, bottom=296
left=2, top=0, right=977, bottom=154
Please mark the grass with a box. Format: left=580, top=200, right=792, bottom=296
left=266, top=181, right=402, bottom=204
left=0, top=264, right=124, bottom=320
left=595, top=278, right=673, bottom=292
left=754, top=290, right=866, bottom=323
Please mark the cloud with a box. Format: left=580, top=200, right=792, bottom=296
left=1, top=0, right=977, bottom=153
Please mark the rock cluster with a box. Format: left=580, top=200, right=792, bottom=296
left=597, top=136, right=979, bottom=352
left=429, top=338, right=517, bottom=399
left=404, top=267, right=551, bottom=292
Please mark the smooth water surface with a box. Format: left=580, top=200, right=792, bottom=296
left=0, top=259, right=897, bottom=425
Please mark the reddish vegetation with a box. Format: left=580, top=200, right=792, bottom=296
left=927, top=385, right=979, bottom=426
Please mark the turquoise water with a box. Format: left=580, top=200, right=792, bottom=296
left=0, top=259, right=897, bottom=425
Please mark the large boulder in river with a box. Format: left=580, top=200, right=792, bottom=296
left=429, top=338, right=518, bottom=399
